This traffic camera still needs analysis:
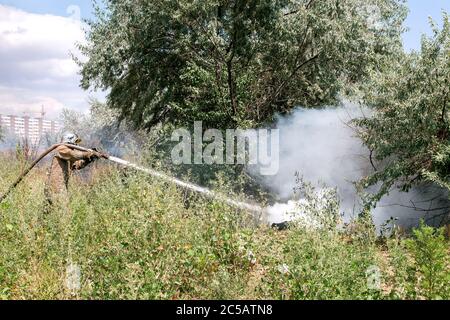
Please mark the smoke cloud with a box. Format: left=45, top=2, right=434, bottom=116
left=251, top=102, right=449, bottom=229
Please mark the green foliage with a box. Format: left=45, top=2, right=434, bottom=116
left=405, top=221, right=449, bottom=299
left=385, top=222, right=450, bottom=300
left=355, top=13, right=450, bottom=200
left=259, top=227, right=381, bottom=299
left=0, top=158, right=255, bottom=299
left=78, top=0, right=406, bottom=129
left=1, top=154, right=448, bottom=299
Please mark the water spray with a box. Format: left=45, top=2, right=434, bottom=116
left=107, top=156, right=264, bottom=214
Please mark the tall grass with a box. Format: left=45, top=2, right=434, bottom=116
left=0, top=154, right=448, bottom=299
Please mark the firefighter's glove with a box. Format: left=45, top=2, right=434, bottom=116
left=91, top=147, right=108, bottom=159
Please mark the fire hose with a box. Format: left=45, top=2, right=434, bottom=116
left=0, top=144, right=265, bottom=219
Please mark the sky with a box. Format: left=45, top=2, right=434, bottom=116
left=0, top=0, right=448, bottom=120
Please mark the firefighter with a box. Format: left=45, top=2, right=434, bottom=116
left=44, top=132, right=107, bottom=206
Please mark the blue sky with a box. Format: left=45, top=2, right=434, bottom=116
left=403, top=0, right=449, bottom=51
left=0, top=0, right=97, bottom=19
left=0, top=0, right=448, bottom=119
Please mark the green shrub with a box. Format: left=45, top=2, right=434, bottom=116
left=0, top=154, right=449, bottom=299
left=405, top=221, right=449, bottom=299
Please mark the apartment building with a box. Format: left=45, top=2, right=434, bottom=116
left=0, top=114, right=62, bottom=145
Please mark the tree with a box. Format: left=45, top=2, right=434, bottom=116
left=355, top=13, right=450, bottom=200
left=60, top=100, right=148, bottom=156
left=78, top=0, right=407, bottom=130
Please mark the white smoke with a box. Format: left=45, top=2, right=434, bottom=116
left=251, top=102, right=449, bottom=229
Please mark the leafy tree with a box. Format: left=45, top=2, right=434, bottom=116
left=78, top=0, right=406, bottom=130
left=355, top=13, right=450, bottom=200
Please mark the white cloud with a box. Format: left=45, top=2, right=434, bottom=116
left=0, top=86, right=66, bottom=119
left=0, top=5, right=103, bottom=119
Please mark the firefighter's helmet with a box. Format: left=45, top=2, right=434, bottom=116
left=61, top=132, right=81, bottom=145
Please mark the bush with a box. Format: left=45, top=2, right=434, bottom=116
left=405, top=222, right=449, bottom=299
left=0, top=153, right=449, bottom=299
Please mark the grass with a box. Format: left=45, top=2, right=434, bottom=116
left=0, top=153, right=448, bottom=300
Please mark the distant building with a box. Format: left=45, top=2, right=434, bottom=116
left=0, top=114, right=62, bottom=145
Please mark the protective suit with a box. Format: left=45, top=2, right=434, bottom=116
left=44, top=133, right=105, bottom=205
